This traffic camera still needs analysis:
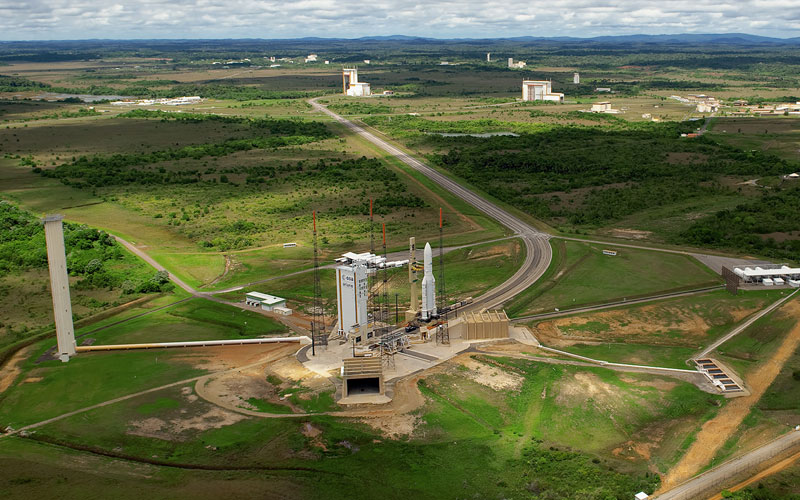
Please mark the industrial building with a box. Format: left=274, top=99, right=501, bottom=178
left=245, top=292, right=291, bottom=313
left=335, top=251, right=407, bottom=342
left=342, top=68, right=371, bottom=97
left=590, top=101, right=620, bottom=114
left=522, top=80, right=564, bottom=102
left=508, top=57, right=527, bottom=69
left=733, top=265, right=800, bottom=287
left=448, top=310, right=510, bottom=340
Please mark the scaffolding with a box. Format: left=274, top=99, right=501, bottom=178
left=378, top=330, right=409, bottom=370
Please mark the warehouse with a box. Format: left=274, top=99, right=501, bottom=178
left=245, top=292, right=288, bottom=311
left=733, top=265, right=800, bottom=287
left=522, top=80, right=564, bottom=102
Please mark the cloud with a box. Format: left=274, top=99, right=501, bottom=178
left=1, top=0, right=799, bottom=40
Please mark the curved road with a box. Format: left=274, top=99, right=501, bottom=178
left=309, top=98, right=553, bottom=311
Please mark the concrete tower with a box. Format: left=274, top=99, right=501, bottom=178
left=405, top=237, right=419, bottom=321
left=43, top=215, right=76, bottom=362
left=486, top=52, right=491, bottom=62
left=573, top=72, right=580, bottom=84
left=420, top=242, right=436, bottom=320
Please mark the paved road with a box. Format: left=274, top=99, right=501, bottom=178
left=697, top=288, right=799, bottom=358
left=113, top=236, right=198, bottom=295
left=655, top=430, right=800, bottom=500
left=309, top=98, right=553, bottom=312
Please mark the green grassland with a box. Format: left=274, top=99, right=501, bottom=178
left=528, top=288, right=785, bottom=368
left=0, top=354, right=726, bottom=499
left=220, top=238, right=524, bottom=316
left=507, top=239, right=722, bottom=317
left=0, top=112, right=498, bottom=289
left=716, top=295, right=800, bottom=377
left=0, top=297, right=287, bottom=427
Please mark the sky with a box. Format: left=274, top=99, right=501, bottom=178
left=2, top=0, right=800, bottom=41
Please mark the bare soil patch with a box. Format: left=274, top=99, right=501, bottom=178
left=458, top=356, right=524, bottom=391
left=0, top=345, right=35, bottom=394
left=659, top=300, right=800, bottom=492
left=609, top=228, right=653, bottom=240
left=535, top=302, right=762, bottom=348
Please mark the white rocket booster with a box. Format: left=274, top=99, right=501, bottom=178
left=421, top=242, right=436, bottom=320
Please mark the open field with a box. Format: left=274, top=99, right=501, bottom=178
left=0, top=111, right=501, bottom=289
left=507, top=239, right=722, bottom=317
left=0, top=350, right=725, bottom=499
left=0, top=297, right=289, bottom=427
left=219, top=238, right=525, bottom=315
left=528, top=289, right=785, bottom=368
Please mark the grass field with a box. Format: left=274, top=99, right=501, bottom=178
left=507, top=238, right=722, bottom=317
left=218, top=238, right=525, bottom=315
left=0, top=297, right=288, bottom=427
left=0, top=353, right=726, bottom=499
left=530, top=289, right=784, bottom=368
left=716, top=295, right=800, bottom=377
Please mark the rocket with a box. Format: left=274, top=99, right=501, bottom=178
left=420, top=242, right=436, bottom=320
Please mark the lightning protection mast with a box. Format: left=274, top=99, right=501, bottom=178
left=437, top=208, right=450, bottom=345
left=312, top=211, right=327, bottom=355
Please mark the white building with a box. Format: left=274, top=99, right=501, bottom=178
left=590, top=101, right=620, bottom=113
left=343, top=68, right=372, bottom=97
left=573, top=72, right=580, bottom=84
left=245, top=292, right=287, bottom=311
left=486, top=52, right=491, bottom=62
left=305, top=54, right=318, bottom=63
left=335, top=251, right=408, bottom=342
left=508, top=57, right=527, bottom=69
left=522, top=80, right=564, bottom=102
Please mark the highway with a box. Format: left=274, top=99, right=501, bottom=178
left=309, top=98, right=553, bottom=312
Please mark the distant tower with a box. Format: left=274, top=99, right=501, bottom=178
left=43, top=215, right=76, bottom=362
left=508, top=57, right=514, bottom=68
left=405, top=237, right=419, bottom=321
left=487, top=52, right=491, bottom=62
left=574, top=72, right=580, bottom=84
left=420, top=242, right=436, bottom=320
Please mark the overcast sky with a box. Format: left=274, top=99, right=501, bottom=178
left=2, top=0, right=800, bottom=41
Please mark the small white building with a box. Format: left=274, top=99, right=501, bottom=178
left=635, top=493, right=649, bottom=500
left=304, top=54, right=318, bottom=63
left=508, top=57, right=527, bottom=69
left=522, top=80, right=563, bottom=102
left=245, top=292, right=287, bottom=312
left=596, top=87, right=612, bottom=92
left=590, top=101, right=620, bottom=114
left=573, top=72, right=580, bottom=84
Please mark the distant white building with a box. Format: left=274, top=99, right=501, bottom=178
left=590, top=101, right=620, bottom=113
left=508, top=57, right=527, bottom=69
left=486, top=52, right=491, bottom=62
left=245, top=292, right=287, bottom=312
left=304, top=54, right=318, bottom=63
left=343, top=68, right=371, bottom=97
left=573, top=72, right=580, bottom=84
left=596, top=87, right=612, bottom=92
left=522, top=80, right=564, bottom=102
left=363, top=59, right=371, bottom=64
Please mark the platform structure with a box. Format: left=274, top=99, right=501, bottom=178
left=341, top=357, right=384, bottom=398
left=448, top=310, right=510, bottom=340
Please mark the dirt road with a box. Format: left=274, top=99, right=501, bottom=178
left=659, top=300, right=800, bottom=493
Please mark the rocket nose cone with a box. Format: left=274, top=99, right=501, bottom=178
left=424, top=242, right=431, bottom=254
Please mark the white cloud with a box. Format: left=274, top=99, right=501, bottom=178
left=0, top=0, right=799, bottom=39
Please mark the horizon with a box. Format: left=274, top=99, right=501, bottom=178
left=2, top=31, right=800, bottom=44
